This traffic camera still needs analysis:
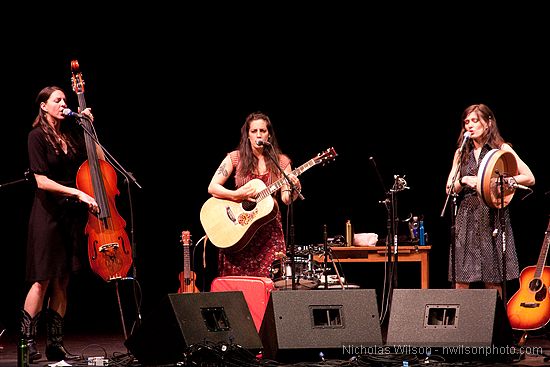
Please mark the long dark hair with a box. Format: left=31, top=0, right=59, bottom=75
left=236, top=111, right=285, bottom=183
left=457, top=104, right=506, bottom=163
left=32, top=86, right=79, bottom=155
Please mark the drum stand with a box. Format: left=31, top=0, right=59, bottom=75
left=317, top=225, right=345, bottom=289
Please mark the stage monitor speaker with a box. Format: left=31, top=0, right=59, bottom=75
left=260, top=289, right=383, bottom=362
left=211, top=276, right=274, bottom=332
left=124, top=291, right=262, bottom=366
left=386, top=289, right=514, bottom=349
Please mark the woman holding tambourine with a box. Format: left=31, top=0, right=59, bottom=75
left=445, top=103, right=535, bottom=298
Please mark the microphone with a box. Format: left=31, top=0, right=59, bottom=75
left=62, top=108, right=84, bottom=118
left=509, top=182, right=532, bottom=191
left=256, top=139, right=271, bottom=147
left=459, top=131, right=471, bottom=153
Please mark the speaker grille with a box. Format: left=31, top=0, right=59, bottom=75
left=386, top=289, right=513, bottom=348
left=260, top=289, right=383, bottom=361
left=125, top=292, right=262, bottom=365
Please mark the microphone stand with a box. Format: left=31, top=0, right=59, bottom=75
left=369, top=157, right=401, bottom=323
left=496, top=172, right=508, bottom=303
left=0, top=170, right=31, bottom=190
left=263, top=144, right=304, bottom=290
left=440, top=148, right=466, bottom=288
left=74, top=116, right=143, bottom=335
left=323, top=224, right=329, bottom=289
left=386, top=175, right=409, bottom=289
left=75, top=116, right=142, bottom=190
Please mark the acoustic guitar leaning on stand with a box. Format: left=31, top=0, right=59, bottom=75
left=507, top=216, right=550, bottom=332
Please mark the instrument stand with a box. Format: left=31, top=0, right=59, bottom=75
left=262, top=146, right=304, bottom=290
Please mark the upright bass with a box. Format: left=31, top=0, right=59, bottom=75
left=71, top=60, right=132, bottom=282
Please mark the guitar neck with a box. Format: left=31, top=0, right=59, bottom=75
left=183, top=244, right=192, bottom=278
left=535, top=219, right=550, bottom=277
left=256, top=158, right=317, bottom=201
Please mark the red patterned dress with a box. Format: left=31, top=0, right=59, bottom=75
left=217, top=151, right=289, bottom=277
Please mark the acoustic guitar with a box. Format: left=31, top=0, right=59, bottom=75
left=177, top=230, right=199, bottom=293
left=507, top=215, right=550, bottom=330
left=200, top=147, right=337, bottom=252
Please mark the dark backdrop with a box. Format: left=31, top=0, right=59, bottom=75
left=1, top=10, right=548, bottom=337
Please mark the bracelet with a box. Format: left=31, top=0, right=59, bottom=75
left=459, top=177, right=467, bottom=186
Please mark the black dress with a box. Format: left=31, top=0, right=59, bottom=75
left=448, top=144, right=519, bottom=283
left=26, top=127, right=88, bottom=281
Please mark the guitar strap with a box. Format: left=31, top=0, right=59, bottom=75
left=203, top=235, right=208, bottom=269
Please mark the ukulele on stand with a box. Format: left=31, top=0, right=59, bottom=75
left=178, top=230, right=199, bottom=293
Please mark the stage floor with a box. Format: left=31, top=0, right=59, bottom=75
left=1, top=329, right=550, bottom=366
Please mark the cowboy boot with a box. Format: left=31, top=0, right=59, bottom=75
left=45, top=309, right=80, bottom=361
left=20, top=309, right=42, bottom=362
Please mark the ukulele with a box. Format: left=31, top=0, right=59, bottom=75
left=507, top=215, right=550, bottom=330
left=178, top=230, right=199, bottom=293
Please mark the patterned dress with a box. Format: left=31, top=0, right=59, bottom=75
left=217, top=151, right=288, bottom=277
left=448, top=144, right=519, bottom=283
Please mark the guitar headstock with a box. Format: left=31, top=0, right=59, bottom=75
left=314, top=147, right=338, bottom=165
left=181, top=230, right=191, bottom=246
left=70, top=59, right=85, bottom=94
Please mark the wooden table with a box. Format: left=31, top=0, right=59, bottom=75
left=315, top=245, right=431, bottom=289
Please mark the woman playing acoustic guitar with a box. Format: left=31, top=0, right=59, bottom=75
left=206, top=111, right=301, bottom=278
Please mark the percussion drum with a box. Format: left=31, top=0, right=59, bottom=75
left=269, top=256, right=320, bottom=289
left=476, top=149, right=518, bottom=209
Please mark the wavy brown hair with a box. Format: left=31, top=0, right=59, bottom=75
left=236, top=111, right=286, bottom=183
left=457, top=103, right=507, bottom=164
left=32, top=86, right=79, bottom=155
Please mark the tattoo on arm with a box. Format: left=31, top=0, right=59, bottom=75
left=216, top=163, right=228, bottom=177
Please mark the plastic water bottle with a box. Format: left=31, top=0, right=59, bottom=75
left=410, top=216, right=419, bottom=241
left=345, top=220, right=353, bottom=247
left=17, top=338, right=29, bottom=367
left=419, top=220, right=425, bottom=246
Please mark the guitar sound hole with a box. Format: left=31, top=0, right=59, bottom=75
left=529, top=278, right=543, bottom=292
left=242, top=200, right=257, bottom=211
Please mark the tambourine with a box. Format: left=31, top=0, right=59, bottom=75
left=476, top=149, right=518, bottom=209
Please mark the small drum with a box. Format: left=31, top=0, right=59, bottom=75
left=269, top=256, right=320, bottom=289
left=476, top=149, right=518, bottom=209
